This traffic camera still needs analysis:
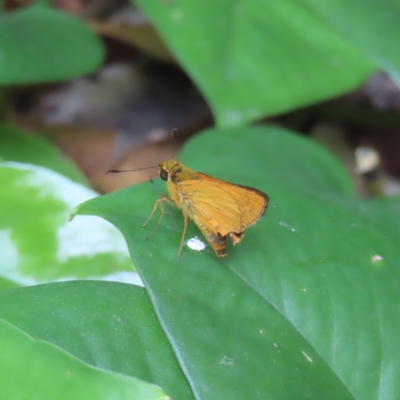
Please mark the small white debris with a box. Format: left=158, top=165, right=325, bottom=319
left=301, top=351, right=313, bottom=362
left=279, top=221, right=296, bottom=232
left=302, top=288, right=307, bottom=292
left=187, top=236, right=206, bottom=252
left=372, top=254, right=383, bottom=263
left=273, top=343, right=278, bottom=348
left=220, top=356, right=234, bottom=365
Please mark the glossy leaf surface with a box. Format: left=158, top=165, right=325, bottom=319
left=0, top=318, right=168, bottom=400
left=0, top=6, right=103, bottom=84
left=0, top=281, right=191, bottom=400
left=134, top=0, right=376, bottom=126
left=71, top=127, right=400, bottom=399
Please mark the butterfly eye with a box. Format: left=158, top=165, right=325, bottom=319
left=160, top=169, right=169, bottom=181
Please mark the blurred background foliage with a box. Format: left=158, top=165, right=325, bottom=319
left=1, top=0, right=400, bottom=399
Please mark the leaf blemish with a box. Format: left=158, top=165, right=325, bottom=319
left=301, top=351, right=313, bottom=362
left=371, top=254, right=383, bottom=263
left=220, top=356, right=234, bottom=365
left=278, top=221, right=296, bottom=232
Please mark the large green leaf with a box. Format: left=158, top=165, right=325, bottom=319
left=0, top=318, right=168, bottom=399
left=0, top=161, right=135, bottom=291
left=0, top=6, right=104, bottom=84
left=301, top=0, right=400, bottom=85
left=0, top=281, right=192, bottom=400
left=0, top=123, right=88, bottom=184
left=71, top=126, right=400, bottom=399
left=134, top=0, right=375, bottom=126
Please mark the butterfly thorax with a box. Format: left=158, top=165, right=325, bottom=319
left=158, top=160, right=200, bottom=213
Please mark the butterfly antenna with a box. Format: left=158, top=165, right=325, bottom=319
left=107, top=165, right=158, bottom=174
left=170, top=128, right=178, bottom=159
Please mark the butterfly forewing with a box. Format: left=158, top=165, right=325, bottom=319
left=177, top=173, right=269, bottom=237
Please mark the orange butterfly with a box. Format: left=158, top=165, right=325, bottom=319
left=143, top=160, right=269, bottom=257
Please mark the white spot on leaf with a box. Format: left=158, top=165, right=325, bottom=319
left=187, top=236, right=206, bottom=252
left=220, top=356, right=234, bottom=365
left=301, top=351, right=313, bottom=362
left=279, top=221, right=296, bottom=232
left=372, top=254, right=383, bottom=263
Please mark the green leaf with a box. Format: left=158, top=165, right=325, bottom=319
left=0, top=6, right=104, bottom=84
left=134, top=0, right=375, bottom=126
left=0, top=123, right=88, bottom=185
left=301, top=0, right=400, bottom=85
left=73, top=126, right=400, bottom=398
left=0, top=318, right=168, bottom=400
left=0, top=162, right=135, bottom=291
left=0, top=281, right=193, bottom=400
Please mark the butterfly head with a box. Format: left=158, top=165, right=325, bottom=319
left=159, top=160, right=199, bottom=183
left=158, top=160, right=182, bottom=183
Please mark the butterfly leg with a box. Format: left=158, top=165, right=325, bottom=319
left=143, top=195, right=173, bottom=240
left=178, top=213, right=189, bottom=259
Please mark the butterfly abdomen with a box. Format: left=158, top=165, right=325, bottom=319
left=201, top=229, right=227, bottom=257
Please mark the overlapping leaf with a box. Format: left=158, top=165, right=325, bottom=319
left=0, top=318, right=168, bottom=400
left=0, top=6, right=103, bottom=84
left=134, top=0, right=377, bottom=126
left=0, top=161, right=135, bottom=290
left=0, top=281, right=191, bottom=399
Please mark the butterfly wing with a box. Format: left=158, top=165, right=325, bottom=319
left=177, top=173, right=269, bottom=253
